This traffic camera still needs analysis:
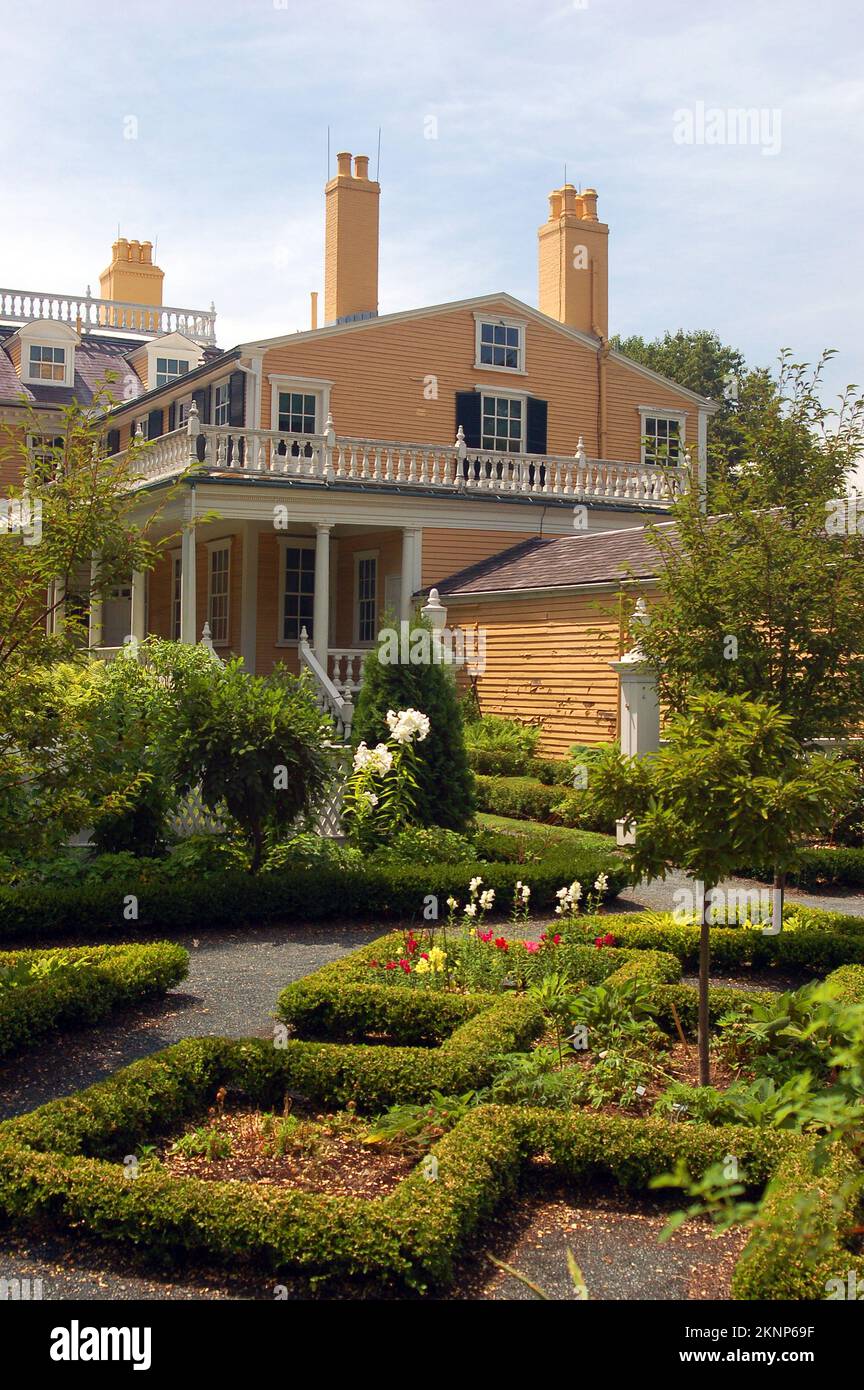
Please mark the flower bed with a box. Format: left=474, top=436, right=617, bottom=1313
left=0, top=1037, right=857, bottom=1297
left=0, top=942, right=188, bottom=1058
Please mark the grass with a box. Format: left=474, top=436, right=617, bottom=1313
left=477, top=813, right=618, bottom=852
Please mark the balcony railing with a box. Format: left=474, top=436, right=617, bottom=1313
left=0, top=287, right=217, bottom=344
left=128, top=412, right=691, bottom=508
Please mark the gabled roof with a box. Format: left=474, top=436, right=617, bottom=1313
left=431, top=521, right=675, bottom=597
left=236, top=292, right=720, bottom=413
left=0, top=325, right=132, bottom=408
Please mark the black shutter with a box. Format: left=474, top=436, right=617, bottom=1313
left=228, top=370, right=245, bottom=427
left=455, top=391, right=481, bottom=448
left=168, top=402, right=176, bottom=432
left=147, top=408, right=164, bottom=439
left=105, top=428, right=120, bottom=456
left=526, top=397, right=548, bottom=455
left=192, top=386, right=211, bottom=424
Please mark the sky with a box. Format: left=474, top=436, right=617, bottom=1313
left=2, top=0, right=863, bottom=426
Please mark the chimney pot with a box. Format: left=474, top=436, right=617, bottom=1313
left=582, top=188, right=599, bottom=222
left=325, top=146, right=380, bottom=323
left=354, top=154, right=370, bottom=180
left=537, top=181, right=608, bottom=336
left=336, top=151, right=352, bottom=177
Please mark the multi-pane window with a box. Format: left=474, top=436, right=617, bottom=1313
left=214, top=381, right=230, bottom=425
left=27, top=434, right=64, bottom=480
left=356, top=555, right=377, bottom=644
left=207, top=544, right=230, bottom=644
left=175, top=398, right=191, bottom=427
left=171, top=553, right=182, bottom=640
left=478, top=321, right=522, bottom=371
left=155, top=357, right=190, bottom=389
left=481, top=395, right=523, bottom=452
left=277, top=391, right=317, bottom=434
left=29, top=345, right=66, bottom=381
left=282, top=544, right=315, bottom=642
left=642, top=415, right=682, bottom=466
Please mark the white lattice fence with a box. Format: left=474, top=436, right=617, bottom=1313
left=167, top=746, right=352, bottom=842
left=167, top=786, right=227, bottom=838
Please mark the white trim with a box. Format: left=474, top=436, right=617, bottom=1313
left=268, top=375, right=333, bottom=434
left=353, top=548, right=379, bottom=645
left=276, top=535, right=316, bottom=647
left=17, top=320, right=78, bottom=388
left=169, top=547, right=182, bottom=641
left=473, top=310, right=527, bottom=375
left=639, top=407, right=686, bottom=468
left=206, top=539, right=231, bottom=647
left=212, top=378, right=231, bottom=426
left=478, top=389, right=528, bottom=453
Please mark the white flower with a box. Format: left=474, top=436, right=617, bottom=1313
left=520, top=885, right=531, bottom=903
left=469, top=876, right=483, bottom=894
left=386, top=708, right=430, bottom=744
left=555, top=886, right=569, bottom=901
left=446, top=896, right=458, bottom=911
left=479, top=889, right=495, bottom=911
left=570, top=880, right=583, bottom=902
left=594, top=873, right=608, bottom=894
left=464, top=903, right=477, bottom=918
left=353, top=741, right=393, bottom=775
left=361, top=791, right=379, bottom=807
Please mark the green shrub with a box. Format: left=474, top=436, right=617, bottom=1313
left=371, top=827, right=478, bottom=866
left=464, top=715, right=540, bottom=765
left=474, top=775, right=561, bottom=822
left=737, top=844, right=864, bottom=889
left=0, top=842, right=627, bottom=942
left=0, top=942, right=188, bottom=1058
left=352, top=619, right=474, bottom=832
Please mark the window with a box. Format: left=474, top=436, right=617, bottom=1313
left=277, top=391, right=318, bottom=434
left=213, top=381, right=230, bottom=426
left=207, top=543, right=230, bottom=644
left=29, top=345, right=66, bottom=382
left=155, top=357, right=191, bottom=389
left=481, top=394, right=524, bottom=452
left=27, top=434, right=64, bottom=480
left=171, top=553, right=182, bottom=641
left=355, top=553, right=377, bottom=644
left=281, top=542, right=315, bottom=642
left=174, top=397, right=191, bottom=428
left=641, top=412, right=684, bottom=466
left=474, top=314, right=526, bottom=373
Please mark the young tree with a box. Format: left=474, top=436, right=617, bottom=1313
left=588, top=695, right=854, bottom=1084
left=351, top=617, right=475, bottom=832
left=171, top=660, right=333, bottom=872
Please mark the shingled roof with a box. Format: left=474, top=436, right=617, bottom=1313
left=432, top=521, right=675, bottom=597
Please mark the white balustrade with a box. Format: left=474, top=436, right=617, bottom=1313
left=115, top=420, right=690, bottom=508
left=0, top=287, right=216, bottom=344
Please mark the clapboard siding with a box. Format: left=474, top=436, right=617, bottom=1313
left=421, top=528, right=540, bottom=589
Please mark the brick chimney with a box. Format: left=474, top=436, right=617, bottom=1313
left=537, top=185, right=608, bottom=338
left=324, top=152, right=380, bottom=325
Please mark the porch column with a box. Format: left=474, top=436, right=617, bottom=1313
left=130, top=570, right=147, bottom=641
left=88, top=554, right=103, bottom=649
left=240, top=521, right=258, bottom=672
left=179, top=524, right=197, bottom=643
left=313, top=521, right=333, bottom=667
left=400, top=527, right=421, bottom=621
left=609, top=599, right=660, bottom=846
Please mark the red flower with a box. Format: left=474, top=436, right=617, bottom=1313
left=540, top=932, right=562, bottom=946
left=405, top=933, right=419, bottom=955
left=368, top=960, right=379, bottom=968
left=594, top=932, right=617, bottom=949
left=385, top=961, right=397, bottom=971
left=494, top=937, right=509, bottom=951
left=477, top=928, right=494, bottom=943
left=399, top=958, right=412, bottom=973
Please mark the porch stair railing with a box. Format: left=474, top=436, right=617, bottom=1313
left=298, top=629, right=355, bottom=742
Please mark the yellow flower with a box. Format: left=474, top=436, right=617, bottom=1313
left=414, top=957, right=431, bottom=975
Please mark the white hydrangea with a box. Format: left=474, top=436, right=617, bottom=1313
left=385, top=708, right=431, bottom=744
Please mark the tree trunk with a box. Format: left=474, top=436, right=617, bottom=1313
left=772, top=869, right=785, bottom=934
left=698, top=883, right=713, bottom=1086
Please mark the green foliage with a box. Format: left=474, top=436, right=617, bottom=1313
left=171, top=659, right=333, bottom=871
left=351, top=618, right=474, bottom=832
left=650, top=1159, right=761, bottom=1240
left=365, top=1091, right=477, bottom=1154
left=171, top=1126, right=232, bottom=1162
left=464, top=716, right=541, bottom=772
left=371, top=826, right=478, bottom=866
left=0, top=942, right=188, bottom=1058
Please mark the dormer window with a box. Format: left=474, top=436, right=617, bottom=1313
left=474, top=313, right=526, bottom=374
left=155, top=357, right=191, bottom=388
left=29, top=344, right=66, bottom=382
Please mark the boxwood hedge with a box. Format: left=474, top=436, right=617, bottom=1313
left=0, top=1038, right=857, bottom=1296
left=0, top=843, right=627, bottom=942
left=0, top=942, right=188, bottom=1058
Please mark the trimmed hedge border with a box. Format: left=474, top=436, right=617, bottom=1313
left=0, top=1037, right=858, bottom=1296
left=564, top=908, right=864, bottom=974
left=0, top=943, right=188, bottom=1059
left=737, top=845, right=864, bottom=891
left=0, top=846, right=627, bottom=943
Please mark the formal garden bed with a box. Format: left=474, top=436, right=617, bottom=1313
left=0, top=942, right=188, bottom=1058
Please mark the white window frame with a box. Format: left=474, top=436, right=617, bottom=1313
left=354, top=549, right=379, bottom=646
left=174, top=395, right=192, bottom=429
left=479, top=387, right=528, bottom=453
left=268, top=375, right=333, bottom=434
left=638, top=406, right=687, bottom=467
left=213, top=379, right=231, bottom=426
left=473, top=312, right=527, bottom=375
left=18, top=321, right=78, bottom=388
left=170, top=549, right=182, bottom=641
left=143, top=335, right=202, bottom=394
left=206, top=540, right=231, bottom=647
left=26, top=432, right=64, bottom=478
left=276, top=537, right=316, bottom=647
left=155, top=356, right=192, bottom=390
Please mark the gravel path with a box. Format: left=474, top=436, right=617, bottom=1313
left=613, top=869, right=864, bottom=919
